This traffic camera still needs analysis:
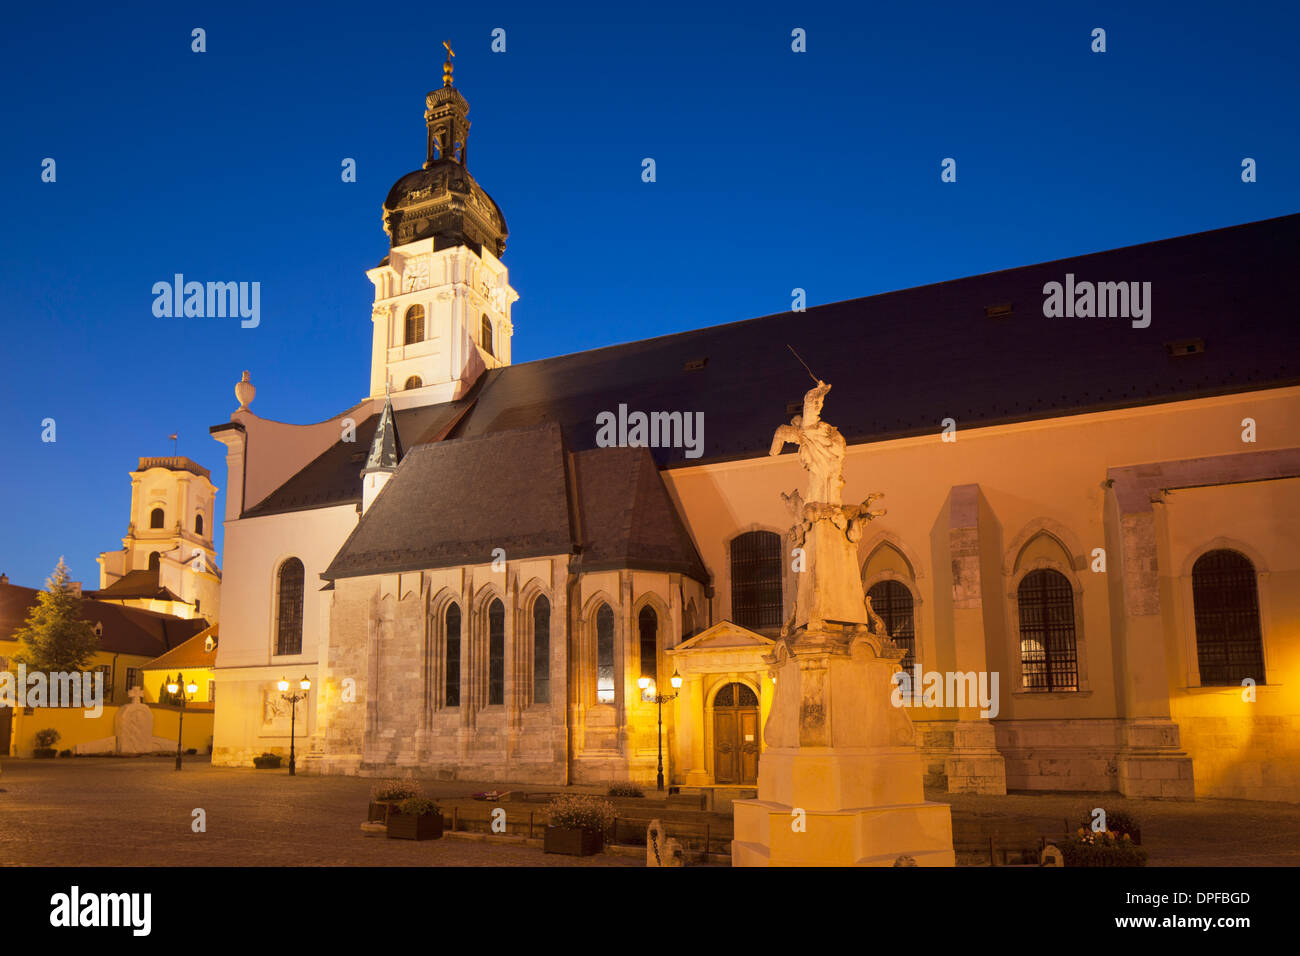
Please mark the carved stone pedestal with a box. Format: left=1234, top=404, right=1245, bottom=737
left=732, top=625, right=955, bottom=866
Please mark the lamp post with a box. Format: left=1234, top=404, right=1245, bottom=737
left=278, top=675, right=311, bottom=776
left=166, top=673, right=198, bottom=771
left=638, top=670, right=683, bottom=791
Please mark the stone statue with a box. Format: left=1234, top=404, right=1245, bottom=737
left=769, top=380, right=846, bottom=505
left=114, top=687, right=154, bottom=754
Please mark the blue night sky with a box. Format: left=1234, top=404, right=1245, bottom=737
left=1, top=0, right=1296, bottom=590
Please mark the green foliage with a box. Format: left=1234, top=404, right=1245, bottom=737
left=608, top=782, right=644, bottom=797
left=547, top=794, right=616, bottom=831
left=371, top=779, right=424, bottom=801
left=34, top=728, right=61, bottom=748
left=397, top=797, right=441, bottom=817
left=12, top=559, right=100, bottom=673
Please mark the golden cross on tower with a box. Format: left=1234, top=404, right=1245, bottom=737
left=442, top=40, right=455, bottom=87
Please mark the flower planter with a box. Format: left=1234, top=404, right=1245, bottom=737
left=253, top=755, right=281, bottom=769
left=386, top=812, right=444, bottom=841
left=33, top=748, right=57, bottom=759
left=544, top=826, right=604, bottom=856
left=368, top=800, right=401, bottom=824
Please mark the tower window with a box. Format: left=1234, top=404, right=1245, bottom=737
left=275, top=558, right=305, bottom=656
left=404, top=305, right=425, bottom=345
left=731, top=531, right=783, bottom=629
left=1192, top=549, right=1266, bottom=685
left=481, top=315, right=494, bottom=357
left=405, top=376, right=423, bottom=390
left=194, top=513, right=204, bottom=536
left=150, top=508, right=165, bottom=529
left=147, top=552, right=161, bottom=572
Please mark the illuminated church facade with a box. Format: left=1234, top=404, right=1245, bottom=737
left=209, top=61, right=1300, bottom=803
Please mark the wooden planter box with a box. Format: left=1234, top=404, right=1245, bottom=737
left=386, top=812, right=444, bottom=841
left=368, top=800, right=400, bottom=824
left=33, top=748, right=57, bottom=758
left=544, top=826, right=604, bottom=856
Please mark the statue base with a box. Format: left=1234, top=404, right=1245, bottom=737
left=732, top=624, right=955, bottom=866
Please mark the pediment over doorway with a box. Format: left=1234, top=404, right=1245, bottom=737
left=673, top=620, right=774, bottom=652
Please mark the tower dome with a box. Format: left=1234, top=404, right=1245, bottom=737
left=382, top=48, right=508, bottom=257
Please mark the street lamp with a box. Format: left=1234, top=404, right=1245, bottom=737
left=278, top=675, right=311, bottom=776
left=638, top=669, right=683, bottom=791
left=166, top=672, right=198, bottom=771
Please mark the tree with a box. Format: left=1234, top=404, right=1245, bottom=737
left=12, top=558, right=100, bottom=672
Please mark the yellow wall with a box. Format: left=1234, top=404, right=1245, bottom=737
left=0, top=641, right=158, bottom=707
left=8, top=702, right=213, bottom=757
left=141, top=666, right=216, bottom=704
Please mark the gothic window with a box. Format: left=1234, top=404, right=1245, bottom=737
left=194, top=513, right=204, bottom=536
left=596, top=603, right=615, bottom=703
left=488, top=598, right=505, bottom=706
left=147, top=552, right=161, bottom=572
left=150, top=508, right=165, bottom=529
left=533, top=596, right=550, bottom=704
left=1017, top=569, right=1078, bottom=691
left=481, top=315, right=494, bottom=357
left=1192, top=549, right=1266, bottom=685
left=445, top=604, right=461, bottom=707
left=275, top=558, right=305, bottom=656
left=868, top=580, right=916, bottom=669
left=639, top=606, right=658, bottom=683
left=730, top=531, right=783, bottom=629
left=404, top=305, right=425, bottom=345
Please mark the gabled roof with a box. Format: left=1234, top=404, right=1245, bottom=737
left=142, top=625, right=218, bottom=672
left=87, top=568, right=187, bottom=603
left=671, top=620, right=775, bottom=652
left=0, top=583, right=209, bottom=659
left=323, top=423, right=708, bottom=583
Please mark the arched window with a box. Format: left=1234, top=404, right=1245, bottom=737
left=488, top=598, right=505, bottom=706
left=639, top=606, right=658, bottom=684
left=1017, top=569, right=1077, bottom=691
left=715, top=682, right=759, bottom=707
left=275, top=558, right=305, bottom=656
left=445, top=604, right=461, bottom=707
left=481, top=315, right=494, bottom=357
left=533, top=597, right=550, bottom=704
left=730, top=531, right=783, bottom=629
left=404, top=305, right=424, bottom=345
left=596, top=604, right=615, bottom=703
left=194, top=513, right=204, bottom=536
left=147, top=552, right=161, bottom=572
left=404, top=376, right=422, bottom=390
left=150, top=508, right=165, bottom=529
left=1192, top=549, right=1266, bottom=685
left=868, top=579, right=916, bottom=669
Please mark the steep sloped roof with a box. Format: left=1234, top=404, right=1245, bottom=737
left=142, top=624, right=218, bottom=671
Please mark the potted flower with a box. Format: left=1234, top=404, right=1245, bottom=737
left=369, top=779, right=424, bottom=824
left=253, top=752, right=281, bottom=769
left=33, top=728, right=60, bottom=758
left=1055, top=828, right=1149, bottom=867
left=386, top=797, right=444, bottom=841
left=545, top=794, right=616, bottom=856
left=1078, top=810, right=1141, bottom=845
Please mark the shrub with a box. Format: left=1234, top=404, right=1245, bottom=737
left=1058, top=829, right=1148, bottom=867
left=58, top=749, right=72, bottom=758
left=252, top=752, right=281, bottom=769
left=34, top=728, right=60, bottom=749
left=548, top=794, right=617, bottom=831
left=608, top=782, right=644, bottom=798
left=1078, top=810, right=1141, bottom=843
left=397, top=797, right=441, bottom=817
left=371, top=779, right=424, bottom=801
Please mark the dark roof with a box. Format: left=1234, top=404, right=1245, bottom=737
left=442, top=213, right=1300, bottom=465
left=0, top=583, right=209, bottom=659
left=243, top=397, right=473, bottom=517
left=323, top=423, right=707, bottom=582
left=240, top=213, right=1300, bottom=515
left=87, top=568, right=187, bottom=603
left=364, top=397, right=401, bottom=472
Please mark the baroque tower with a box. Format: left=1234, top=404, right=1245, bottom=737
left=365, top=45, right=519, bottom=405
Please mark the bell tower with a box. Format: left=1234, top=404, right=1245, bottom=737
left=365, top=42, right=519, bottom=405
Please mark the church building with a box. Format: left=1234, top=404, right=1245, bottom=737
left=209, top=59, right=1300, bottom=803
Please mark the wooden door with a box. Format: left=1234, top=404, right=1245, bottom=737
left=712, top=683, right=760, bottom=785
left=0, top=706, right=11, bottom=757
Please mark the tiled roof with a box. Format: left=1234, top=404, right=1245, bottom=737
left=88, top=568, right=186, bottom=603
left=323, top=423, right=707, bottom=582
left=0, top=583, right=209, bottom=659
left=143, top=625, right=217, bottom=671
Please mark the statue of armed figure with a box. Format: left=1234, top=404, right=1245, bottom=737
left=768, top=379, right=846, bottom=505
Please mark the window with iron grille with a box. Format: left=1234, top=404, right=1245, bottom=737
left=275, top=558, right=305, bottom=656
left=94, top=664, right=113, bottom=703
left=596, top=604, right=615, bottom=703
left=533, top=597, right=550, bottom=704
left=488, top=599, right=505, bottom=705
left=731, top=531, right=783, bottom=629
left=1017, top=569, right=1078, bottom=691
left=125, top=667, right=143, bottom=697
left=445, top=604, right=461, bottom=707
left=1192, top=549, right=1266, bottom=686
left=404, top=305, right=424, bottom=344
left=867, top=580, right=916, bottom=670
